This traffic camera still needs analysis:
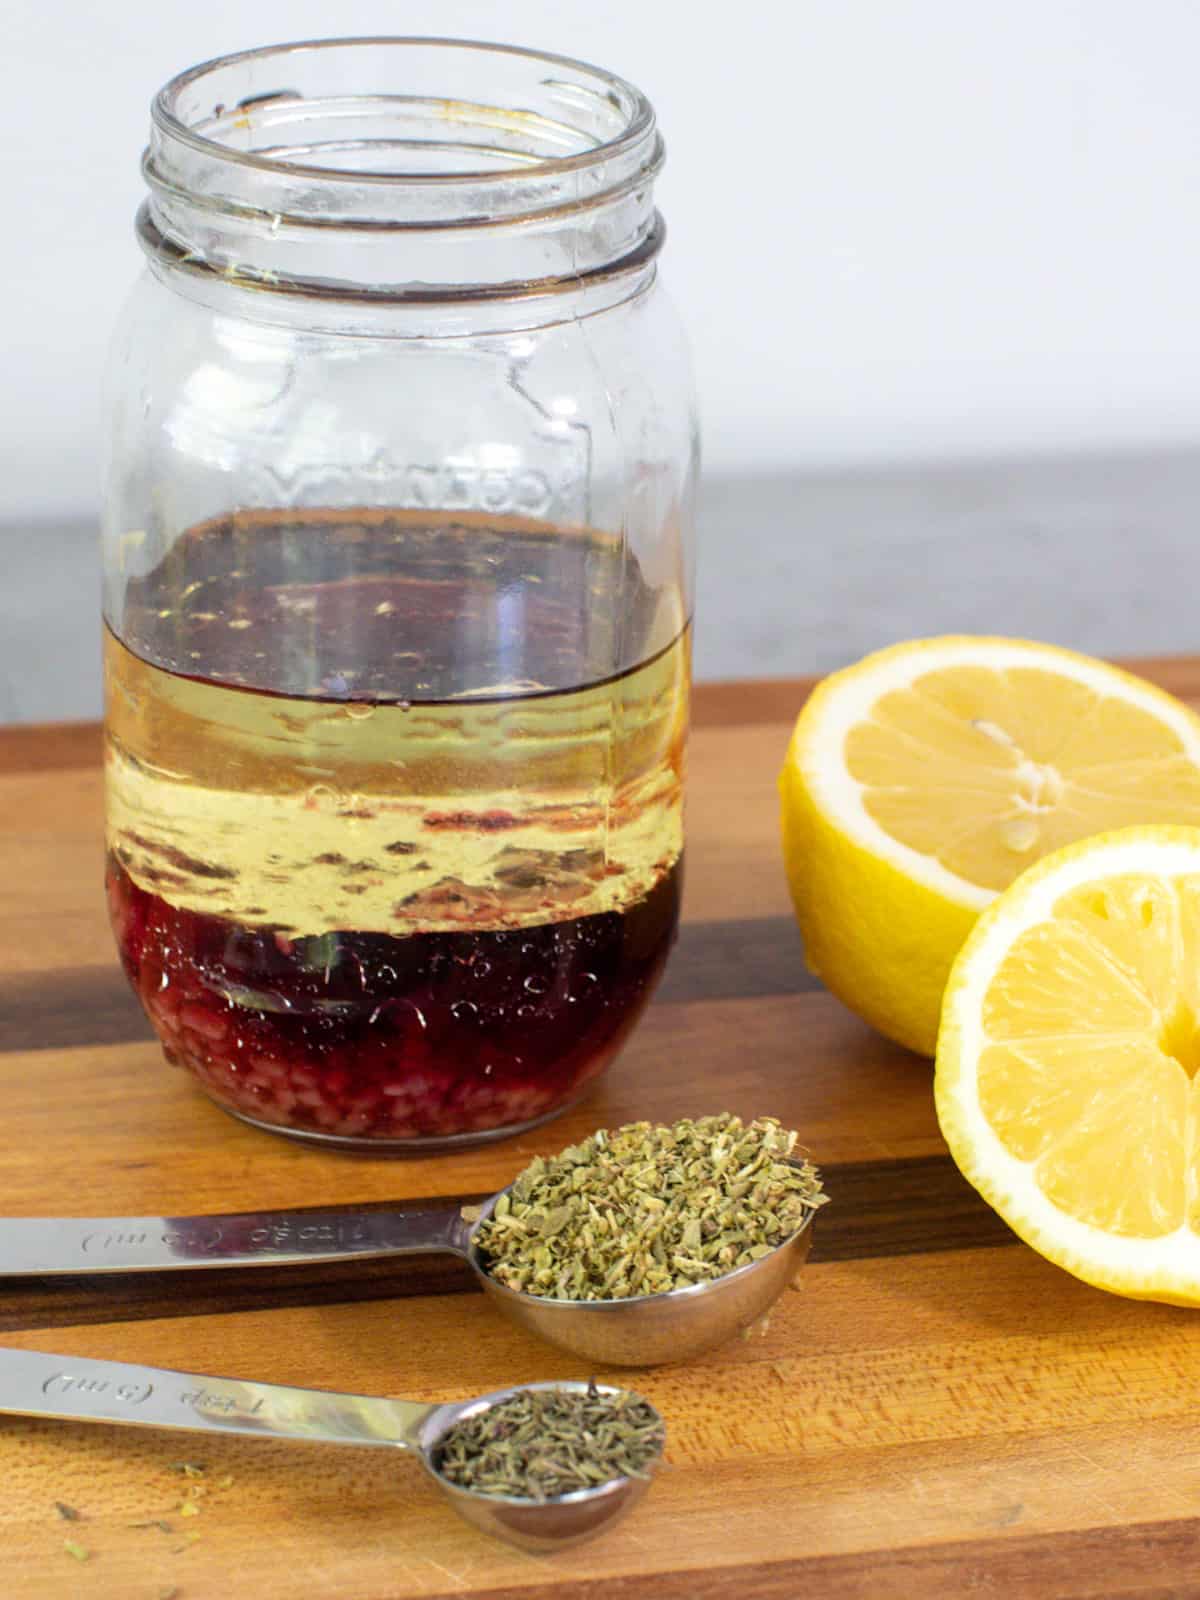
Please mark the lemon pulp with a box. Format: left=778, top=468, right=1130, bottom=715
left=976, top=870, right=1200, bottom=1238
left=848, top=663, right=1200, bottom=893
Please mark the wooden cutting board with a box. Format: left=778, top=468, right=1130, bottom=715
left=5, top=663, right=1200, bottom=1599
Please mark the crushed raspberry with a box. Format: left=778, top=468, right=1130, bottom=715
left=107, top=855, right=680, bottom=1146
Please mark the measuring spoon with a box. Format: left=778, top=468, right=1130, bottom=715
left=0, top=1351, right=660, bottom=1552
left=0, top=1186, right=815, bottom=1367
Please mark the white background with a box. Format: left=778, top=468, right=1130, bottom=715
left=5, top=0, right=1200, bottom=524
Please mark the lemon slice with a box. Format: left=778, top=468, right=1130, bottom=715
left=936, top=825, right=1200, bottom=1303
left=780, top=637, right=1200, bottom=1055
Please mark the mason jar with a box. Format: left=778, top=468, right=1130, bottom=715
left=102, top=38, right=697, bottom=1151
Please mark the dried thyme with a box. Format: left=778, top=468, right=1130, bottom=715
left=434, top=1383, right=663, bottom=1500
left=474, top=1113, right=827, bottom=1301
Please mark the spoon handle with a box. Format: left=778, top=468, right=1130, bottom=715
left=0, top=1205, right=472, bottom=1275
left=0, top=1346, right=436, bottom=1448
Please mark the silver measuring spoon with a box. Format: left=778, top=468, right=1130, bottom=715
left=0, top=1189, right=815, bottom=1367
left=0, top=1351, right=660, bottom=1552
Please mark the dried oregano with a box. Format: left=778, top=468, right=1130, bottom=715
left=434, top=1383, right=663, bottom=1500
left=473, top=1113, right=827, bottom=1301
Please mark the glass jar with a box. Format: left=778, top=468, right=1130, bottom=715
left=102, top=38, right=697, bottom=1151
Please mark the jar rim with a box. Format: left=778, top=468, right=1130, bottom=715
left=151, top=35, right=656, bottom=187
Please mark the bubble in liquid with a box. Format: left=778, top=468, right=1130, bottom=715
left=451, top=1000, right=479, bottom=1023
left=523, top=974, right=550, bottom=996
left=383, top=997, right=428, bottom=1032
left=345, top=703, right=375, bottom=721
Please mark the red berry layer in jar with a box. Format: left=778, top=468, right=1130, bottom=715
left=108, top=853, right=681, bottom=1142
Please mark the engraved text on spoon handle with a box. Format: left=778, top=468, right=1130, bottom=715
left=0, top=1206, right=473, bottom=1274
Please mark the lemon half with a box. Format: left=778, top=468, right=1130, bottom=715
left=780, top=637, right=1200, bottom=1054
left=936, top=825, right=1200, bottom=1304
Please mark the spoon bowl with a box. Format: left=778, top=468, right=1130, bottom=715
left=418, top=1382, right=657, bottom=1551
left=0, top=1350, right=662, bottom=1553
left=467, top=1191, right=815, bottom=1366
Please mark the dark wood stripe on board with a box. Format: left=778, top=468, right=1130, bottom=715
left=433, top=1515, right=1200, bottom=1600
left=688, top=656, right=1200, bottom=730
left=0, top=1155, right=1013, bottom=1333
left=0, top=721, right=103, bottom=775
left=653, top=915, right=817, bottom=1002
left=0, top=967, right=153, bottom=1052
left=692, top=655, right=1200, bottom=729
left=692, top=677, right=814, bottom=728
left=0, top=917, right=820, bottom=1054
left=810, top=1154, right=1015, bottom=1262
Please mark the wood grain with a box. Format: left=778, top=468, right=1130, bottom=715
left=6, top=663, right=1200, bottom=1599
left=409, top=1520, right=1200, bottom=1600
left=0, top=992, right=939, bottom=1220
left=8, top=1249, right=1200, bottom=1598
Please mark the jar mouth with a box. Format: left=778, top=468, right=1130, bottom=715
left=152, top=35, right=655, bottom=187
left=143, top=37, right=664, bottom=303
